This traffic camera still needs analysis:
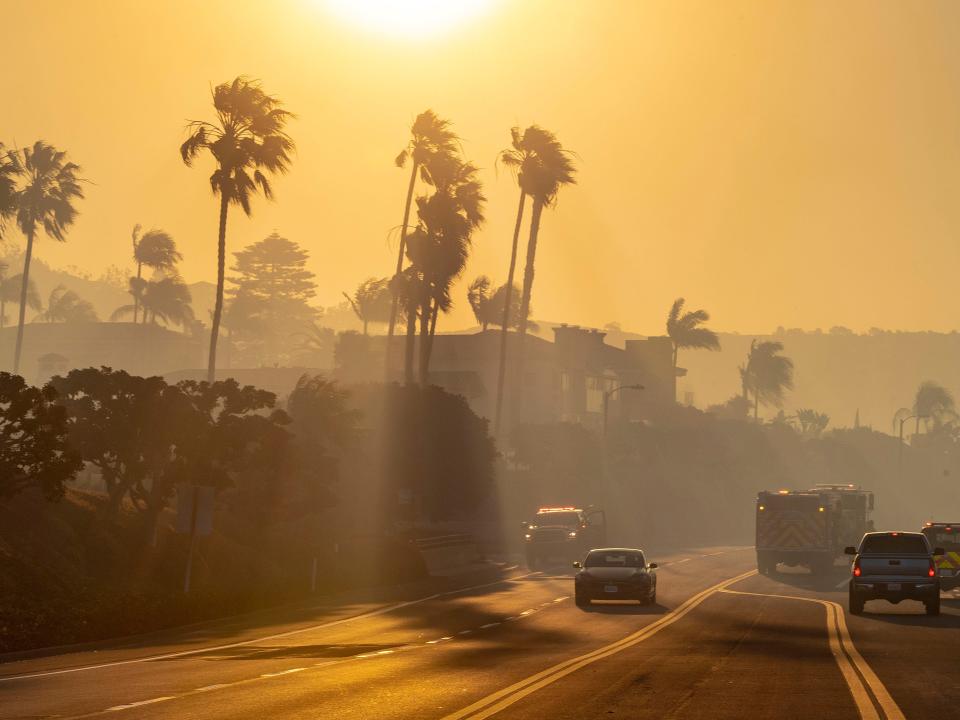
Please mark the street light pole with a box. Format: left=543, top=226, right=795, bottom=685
left=602, top=383, right=645, bottom=436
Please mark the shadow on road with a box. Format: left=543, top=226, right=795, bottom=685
left=578, top=602, right=667, bottom=616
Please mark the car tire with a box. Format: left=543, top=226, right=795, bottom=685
left=648, top=587, right=657, bottom=605
left=575, top=594, right=590, bottom=608
left=926, top=594, right=941, bottom=616
left=849, top=586, right=864, bottom=616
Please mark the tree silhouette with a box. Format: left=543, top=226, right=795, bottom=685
left=794, top=408, right=830, bottom=437
left=343, top=277, right=391, bottom=335
left=404, top=154, right=485, bottom=384
left=0, top=373, right=80, bottom=501
left=129, top=226, right=180, bottom=323
left=913, top=381, right=957, bottom=433
left=666, top=297, right=720, bottom=370
left=467, top=275, right=492, bottom=330
left=386, top=111, right=460, bottom=365
left=228, top=232, right=318, bottom=364
left=113, top=275, right=194, bottom=329
left=35, top=285, right=98, bottom=323
left=0, top=264, right=41, bottom=328
left=512, top=127, right=576, bottom=426
left=740, top=339, right=794, bottom=421
left=180, top=77, right=294, bottom=382
left=9, top=142, right=84, bottom=373
left=0, top=144, right=18, bottom=236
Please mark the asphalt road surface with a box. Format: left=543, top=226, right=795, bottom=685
left=4, top=546, right=960, bottom=720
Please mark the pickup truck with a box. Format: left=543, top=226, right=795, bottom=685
left=847, top=531, right=944, bottom=616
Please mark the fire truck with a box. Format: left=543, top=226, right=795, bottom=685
left=755, top=485, right=873, bottom=575
left=922, top=522, right=960, bottom=590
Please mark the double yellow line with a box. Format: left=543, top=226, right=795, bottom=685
left=721, top=588, right=905, bottom=720
left=441, top=569, right=758, bottom=720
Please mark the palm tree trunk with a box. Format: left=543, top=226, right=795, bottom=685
left=418, top=298, right=431, bottom=386
left=404, top=302, right=416, bottom=385
left=511, top=198, right=544, bottom=429
left=207, top=194, right=229, bottom=383
left=422, top=296, right=440, bottom=383
left=493, top=190, right=526, bottom=436
left=133, top=262, right=142, bottom=324
left=13, top=229, right=35, bottom=375
left=386, top=161, right=419, bottom=377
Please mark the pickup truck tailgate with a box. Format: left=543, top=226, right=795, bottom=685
left=859, top=555, right=930, bottom=577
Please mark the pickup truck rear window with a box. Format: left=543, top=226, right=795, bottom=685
left=861, top=535, right=928, bottom=554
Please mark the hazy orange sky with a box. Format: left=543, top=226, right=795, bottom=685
left=3, top=0, right=960, bottom=334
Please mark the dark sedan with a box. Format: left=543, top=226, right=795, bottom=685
left=573, top=548, right=658, bottom=607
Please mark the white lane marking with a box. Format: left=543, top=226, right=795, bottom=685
left=479, top=623, right=500, bottom=629
left=193, top=684, right=228, bottom=693
left=440, top=570, right=758, bottom=720
left=375, top=650, right=393, bottom=656
left=504, top=616, right=519, bottom=622
left=520, top=610, right=534, bottom=616
left=105, top=697, right=174, bottom=712
left=458, top=630, right=473, bottom=636
left=259, top=667, right=306, bottom=678
left=673, top=558, right=692, bottom=564
left=0, top=570, right=536, bottom=682
left=720, top=588, right=905, bottom=720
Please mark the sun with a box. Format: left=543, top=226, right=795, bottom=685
left=322, top=0, right=495, bottom=38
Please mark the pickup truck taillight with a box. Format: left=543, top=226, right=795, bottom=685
left=929, top=560, right=937, bottom=578
left=853, top=558, right=861, bottom=577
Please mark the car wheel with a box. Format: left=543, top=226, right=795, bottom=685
left=926, top=594, right=941, bottom=616
left=575, top=593, right=590, bottom=608
left=849, top=587, right=864, bottom=616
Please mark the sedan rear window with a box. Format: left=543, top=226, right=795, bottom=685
left=585, top=551, right=645, bottom=568
left=860, top=535, right=928, bottom=554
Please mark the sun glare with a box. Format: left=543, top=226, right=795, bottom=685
left=322, top=0, right=495, bottom=38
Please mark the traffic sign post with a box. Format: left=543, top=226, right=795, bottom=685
left=176, top=484, right=214, bottom=594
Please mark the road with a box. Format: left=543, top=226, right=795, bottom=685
left=4, top=546, right=960, bottom=720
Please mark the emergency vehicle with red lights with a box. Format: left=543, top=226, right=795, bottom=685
left=521, top=506, right=606, bottom=568
left=922, top=522, right=960, bottom=591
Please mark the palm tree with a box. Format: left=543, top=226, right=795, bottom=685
left=113, top=275, right=194, bottom=329
left=180, top=76, right=294, bottom=382
left=130, top=226, right=180, bottom=323
left=511, top=127, right=576, bottom=425
left=343, top=277, right=391, bottom=335
left=36, top=285, right=98, bottom=323
left=0, top=144, right=19, bottom=236
left=794, top=408, right=830, bottom=437
left=740, top=339, right=794, bottom=421
left=467, top=275, right=492, bottom=330
left=404, top=155, right=485, bottom=384
left=9, top=142, right=84, bottom=372
left=913, top=381, right=957, bottom=433
left=666, top=298, right=721, bottom=371
left=0, top=265, right=41, bottom=328
left=386, top=110, right=460, bottom=364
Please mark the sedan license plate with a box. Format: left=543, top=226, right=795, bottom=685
left=604, top=585, right=619, bottom=593
left=887, top=583, right=902, bottom=591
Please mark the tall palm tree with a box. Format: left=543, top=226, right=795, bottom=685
left=386, top=110, right=460, bottom=367
left=0, top=265, right=41, bottom=328
left=467, top=275, right=492, bottom=330
left=511, top=127, right=576, bottom=426
left=180, top=76, right=294, bottom=382
left=10, top=142, right=84, bottom=373
left=130, top=226, right=180, bottom=323
left=343, top=276, right=391, bottom=335
left=666, top=297, right=721, bottom=370
left=404, top=155, right=484, bottom=384
left=740, top=339, right=794, bottom=421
